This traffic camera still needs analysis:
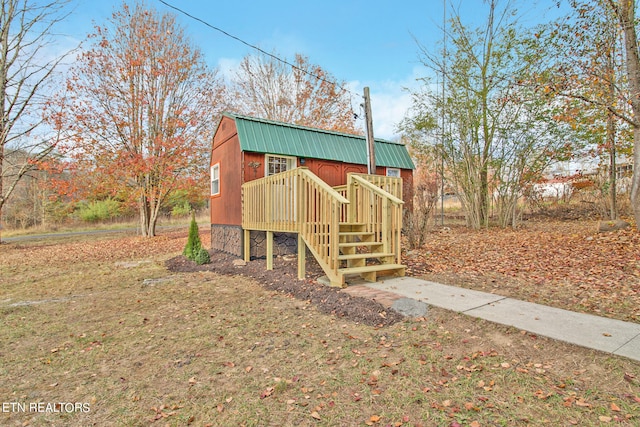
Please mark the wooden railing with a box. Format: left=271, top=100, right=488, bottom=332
left=242, top=167, right=301, bottom=232
left=242, top=168, right=403, bottom=285
left=346, top=173, right=404, bottom=265
left=347, top=173, right=403, bottom=200
left=298, top=170, right=350, bottom=284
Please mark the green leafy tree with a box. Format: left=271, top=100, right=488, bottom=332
left=405, top=0, right=567, bottom=228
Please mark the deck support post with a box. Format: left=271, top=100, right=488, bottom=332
left=266, top=231, right=273, bottom=270
left=297, top=234, right=306, bottom=280
left=243, top=229, right=250, bottom=262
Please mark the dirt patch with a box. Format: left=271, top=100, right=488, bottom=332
left=165, top=251, right=405, bottom=327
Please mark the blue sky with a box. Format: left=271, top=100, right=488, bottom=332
left=55, top=0, right=566, bottom=139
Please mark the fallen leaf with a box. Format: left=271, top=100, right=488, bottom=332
left=365, top=414, right=381, bottom=425
left=260, top=387, right=274, bottom=399
left=575, top=398, right=591, bottom=407
left=610, top=402, right=621, bottom=412
left=311, top=411, right=321, bottom=420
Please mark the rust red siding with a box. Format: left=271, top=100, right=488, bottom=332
left=304, top=158, right=368, bottom=187
left=210, top=116, right=243, bottom=226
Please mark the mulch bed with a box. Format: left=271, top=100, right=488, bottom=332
left=165, top=251, right=405, bottom=327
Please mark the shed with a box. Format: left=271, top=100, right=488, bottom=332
left=209, top=112, right=414, bottom=286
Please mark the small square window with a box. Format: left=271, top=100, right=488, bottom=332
left=386, top=168, right=401, bottom=178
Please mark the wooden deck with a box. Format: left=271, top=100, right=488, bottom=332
left=242, top=168, right=405, bottom=287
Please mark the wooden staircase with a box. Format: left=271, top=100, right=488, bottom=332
left=336, top=222, right=405, bottom=284
left=242, top=168, right=406, bottom=288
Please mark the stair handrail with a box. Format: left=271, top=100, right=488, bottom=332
left=347, top=173, right=404, bottom=265
left=298, top=168, right=349, bottom=205
left=349, top=174, right=404, bottom=205
left=297, top=168, right=349, bottom=285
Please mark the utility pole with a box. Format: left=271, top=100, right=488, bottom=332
left=363, top=87, right=376, bottom=174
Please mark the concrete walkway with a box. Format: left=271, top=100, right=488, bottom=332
left=342, top=276, right=640, bottom=362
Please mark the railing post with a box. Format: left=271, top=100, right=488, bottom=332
left=297, top=171, right=304, bottom=233
left=297, top=233, right=306, bottom=280
left=381, top=197, right=390, bottom=254
left=266, top=230, right=273, bottom=270
left=266, top=178, right=272, bottom=226
left=330, top=200, right=338, bottom=272
left=347, top=173, right=356, bottom=224
left=395, top=205, right=402, bottom=264
left=243, top=229, right=251, bottom=262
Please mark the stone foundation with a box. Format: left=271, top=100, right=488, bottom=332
left=249, top=230, right=297, bottom=259
left=210, top=224, right=298, bottom=259
left=210, top=224, right=243, bottom=257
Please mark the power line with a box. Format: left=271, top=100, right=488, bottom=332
left=157, top=0, right=362, bottom=101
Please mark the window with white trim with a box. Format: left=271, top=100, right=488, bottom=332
left=266, top=154, right=296, bottom=176
left=386, top=168, right=401, bottom=178
left=210, top=164, right=220, bottom=196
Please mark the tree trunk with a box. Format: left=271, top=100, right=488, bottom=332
left=480, top=166, right=489, bottom=228
left=606, top=40, right=618, bottom=221
left=614, top=0, right=640, bottom=227
left=139, top=195, right=152, bottom=237
left=608, top=122, right=617, bottom=220
left=138, top=193, right=160, bottom=237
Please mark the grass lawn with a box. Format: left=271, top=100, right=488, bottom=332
left=0, top=226, right=639, bottom=426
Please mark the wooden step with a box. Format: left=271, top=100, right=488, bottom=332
left=337, top=252, right=395, bottom=261
left=339, top=231, right=375, bottom=238
left=338, top=241, right=383, bottom=248
left=338, top=263, right=405, bottom=283
left=339, top=222, right=367, bottom=232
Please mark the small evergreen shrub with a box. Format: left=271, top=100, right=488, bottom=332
left=183, top=212, right=203, bottom=261
left=194, top=247, right=210, bottom=265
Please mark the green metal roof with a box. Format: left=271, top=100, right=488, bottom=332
left=224, top=113, right=415, bottom=170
